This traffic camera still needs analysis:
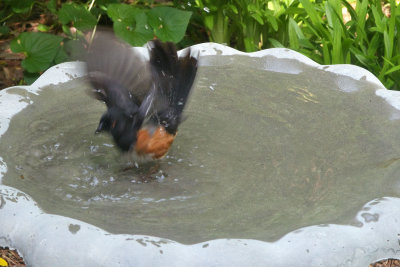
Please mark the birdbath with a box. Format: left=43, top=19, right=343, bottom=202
left=1, top=43, right=400, bottom=266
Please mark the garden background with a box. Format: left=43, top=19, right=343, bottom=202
left=0, top=0, right=399, bottom=90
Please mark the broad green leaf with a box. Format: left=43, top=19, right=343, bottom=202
left=54, top=46, right=68, bottom=64
left=4, top=0, right=34, bottom=14
left=148, top=7, right=192, bottom=43
left=23, top=71, right=40, bottom=85
left=107, top=4, right=153, bottom=46
left=58, top=3, right=97, bottom=31
left=10, top=32, right=64, bottom=73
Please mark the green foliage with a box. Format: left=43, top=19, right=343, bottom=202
left=3, top=0, right=35, bottom=14
left=0, top=26, right=10, bottom=36
left=107, top=4, right=192, bottom=45
left=58, top=3, right=98, bottom=32
left=3, top=0, right=400, bottom=90
left=4, top=0, right=192, bottom=84
left=107, top=4, right=154, bottom=46
left=181, top=0, right=400, bottom=89
left=10, top=32, right=64, bottom=73
left=147, top=7, right=192, bottom=43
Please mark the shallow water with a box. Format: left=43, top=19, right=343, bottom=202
left=2, top=55, right=400, bottom=244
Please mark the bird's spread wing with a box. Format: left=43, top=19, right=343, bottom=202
left=86, top=30, right=152, bottom=115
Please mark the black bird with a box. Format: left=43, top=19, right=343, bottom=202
left=86, top=30, right=198, bottom=160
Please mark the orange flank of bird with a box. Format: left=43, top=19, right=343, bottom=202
left=135, top=126, right=176, bottom=159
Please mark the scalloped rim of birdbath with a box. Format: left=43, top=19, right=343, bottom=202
left=1, top=43, right=400, bottom=266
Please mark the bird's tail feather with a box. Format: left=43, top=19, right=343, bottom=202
left=149, top=40, right=198, bottom=119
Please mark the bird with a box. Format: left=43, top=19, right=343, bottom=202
left=85, top=30, right=198, bottom=161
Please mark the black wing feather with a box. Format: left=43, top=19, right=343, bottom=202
left=148, top=40, right=198, bottom=134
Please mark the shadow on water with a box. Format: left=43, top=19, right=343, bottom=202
left=2, top=55, right=400, bottom=244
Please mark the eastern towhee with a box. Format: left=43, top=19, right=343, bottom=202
left=85, top=30, right=198, bottom=160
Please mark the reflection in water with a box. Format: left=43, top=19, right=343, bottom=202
left=2, top=55, right=400, bottom=244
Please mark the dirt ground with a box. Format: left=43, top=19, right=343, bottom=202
left=0, top=36, right=24, bottom=90
left=0, top=247, right=25, bottom=267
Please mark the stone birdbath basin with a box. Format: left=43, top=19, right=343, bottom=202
left=1, top=43, right=400, bottom=266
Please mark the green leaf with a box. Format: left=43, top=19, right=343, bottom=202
left=322, top=40, right=331, bottom=65
left=148, top=7, right=192, bottom=43
left=203, top=15, right=214, bottom=31
left=58, top=3, right=97, bottom=31
left=266, top=14, right=278, bottom=31
left=97, top=0, right=121, bottom=7
left=23, top=71, right=40, bottom=85
left=251, top=13, right=264, bottom=25
left=10, top=32, right=64, bottom=73
left=324, top=2, right=335, bottom=29
left=227, top=4, right=238, bottom=14
left=367, top=33, right=382, bottom=56
left=350, top=47, right=371, bottom=66
left=355, top=0, right=368, bottom=41
left=268, top=38, right=285, bottom=48
left=0, top=26, right=10, bottom=36
left=37, top=24, right=50, bottom=32
left=384, top=64, right=400, bottom=75
left=54, top=46, right=68, bottom=64
left=371, top=5, right=384, bottom=33
left=299, top=0, right=326, bottom=37
left=4, top=0, right=34, bottom=14
left=383, top=30, right=392, bottom=58
left=332, top=25, right=342, bottom=64
left=64, top=39, right=86, bottom=60
left=61, top=25, right=72, bottom=36
left=47, top=0, right=57, bottom=13
left=107, top=4, right=153, bottom=46
left=288, top=17, right=300, bottom=49
left=243, top=37, right=257, bottom=52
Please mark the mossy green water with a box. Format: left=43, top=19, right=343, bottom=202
left=2, top=55, right=400, bottom=244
